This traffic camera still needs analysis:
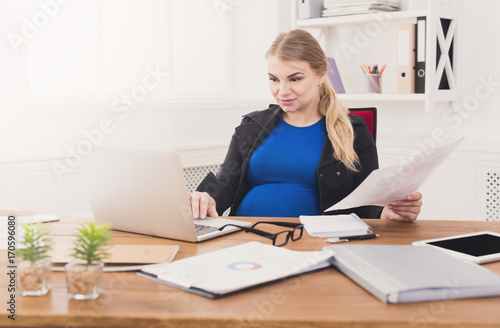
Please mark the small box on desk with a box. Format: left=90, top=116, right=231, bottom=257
left=297, top=0, right=323, bottom=19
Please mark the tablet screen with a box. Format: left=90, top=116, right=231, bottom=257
left=427, top=233, right=500, bottom=257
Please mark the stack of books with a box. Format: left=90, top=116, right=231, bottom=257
left=322, top=0, right=400, bottom=17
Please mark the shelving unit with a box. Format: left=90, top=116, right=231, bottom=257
left=292, top=1, right=461, bottom=112
left=296, top=9, right=428, bottom=27
left=337, top=93, right=427, bottom=102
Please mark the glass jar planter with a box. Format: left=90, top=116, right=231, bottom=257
left=18, top=258, right=52, bottom=296
left=65, top=261, right=104, bottom=300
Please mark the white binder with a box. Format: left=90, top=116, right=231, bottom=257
left=326, top=244, right=500, bottom=304
left=397, top=23, right=416, bottom=93
left=297, top=0, right=323, bottom=19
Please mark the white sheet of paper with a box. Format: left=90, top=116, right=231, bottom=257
left=326, top=137, right=464, bottom=212
left=0, top=215, right=59, bottom=250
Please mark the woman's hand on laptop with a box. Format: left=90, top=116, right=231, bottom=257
left=190, top=191, right=218, bottom=219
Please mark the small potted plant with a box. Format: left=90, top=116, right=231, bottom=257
left=65, top=220, right=112, bottom=300
left=16, top=223, right=52, bottom=296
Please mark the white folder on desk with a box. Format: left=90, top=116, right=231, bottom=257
left=299, top=213, right=372, bottom=238
left=326, top=244, right=500, bottom=304
left=138, top=241, right=334, bottom=298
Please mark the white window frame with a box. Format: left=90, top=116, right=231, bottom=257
left=26, top=0, right=236, bottom=112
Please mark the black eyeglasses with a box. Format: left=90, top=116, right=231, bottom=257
left=218, top=221, right=304, bottom=247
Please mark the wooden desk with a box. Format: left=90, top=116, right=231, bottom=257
left=2, top=211, right=500, bottom=328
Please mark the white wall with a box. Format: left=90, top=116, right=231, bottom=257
left=2, top=0, right=500, bottom=221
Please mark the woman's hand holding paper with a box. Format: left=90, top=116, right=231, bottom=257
left=381, top=191, right=423, bottom=222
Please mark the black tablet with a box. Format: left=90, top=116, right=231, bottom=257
left=412, top=231, right=500, bottom=264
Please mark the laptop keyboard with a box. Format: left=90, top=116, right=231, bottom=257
left=195, top=224, right=219, bottom=236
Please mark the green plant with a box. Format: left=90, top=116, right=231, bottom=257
left=72, top=221, right=113, bottom=267
left=16, top=223, right=52, bottom=264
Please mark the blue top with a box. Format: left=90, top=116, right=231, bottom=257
left=235, top=116, right=327, bottom=217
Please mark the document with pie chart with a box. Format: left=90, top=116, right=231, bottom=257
left=137, top=241, right=333, bottom=298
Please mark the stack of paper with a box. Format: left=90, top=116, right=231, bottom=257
left=322, top=0, right=400, bottom=17
left=299, top=213, right=372, bottom=238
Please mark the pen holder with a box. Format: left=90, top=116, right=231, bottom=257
left=365, top=74, right=381, bottom=93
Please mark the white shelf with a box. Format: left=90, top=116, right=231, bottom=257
left=296, top=10, right=428, bottom=28
left=337, top=93, right=427, bottom=102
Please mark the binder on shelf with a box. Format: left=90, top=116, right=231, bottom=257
left=415, top=16, right=426, bottom=93
left=297, top=0, right=323, bottom=19
left=327, top=57, right=345, bottom=93
left=397, top=23, right=416, bottom=93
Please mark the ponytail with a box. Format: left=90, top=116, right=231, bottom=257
left=319, top=79, right=359, bottom=172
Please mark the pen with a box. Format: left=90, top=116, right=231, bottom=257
left=324, top=233, right=379, bottom=243
left=379, top=63, right=387, bottom=75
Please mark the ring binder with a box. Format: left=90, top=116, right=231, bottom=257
left=397, top=23, right=416, bottom=93
left=415, top=17, right=426, bottom=93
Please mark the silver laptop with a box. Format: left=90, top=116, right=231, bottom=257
left=85, top=146, right=250, bottom=242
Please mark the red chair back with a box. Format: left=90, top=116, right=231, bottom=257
left=349, top=107, right=377, bottom=143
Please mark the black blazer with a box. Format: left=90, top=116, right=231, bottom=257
left=197, top=104, right=383, bottom=218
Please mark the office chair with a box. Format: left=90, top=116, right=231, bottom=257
left=349, top=107, right=377, bottom=143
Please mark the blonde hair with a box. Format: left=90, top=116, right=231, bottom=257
left=266, top=29, right=359, bottom=172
